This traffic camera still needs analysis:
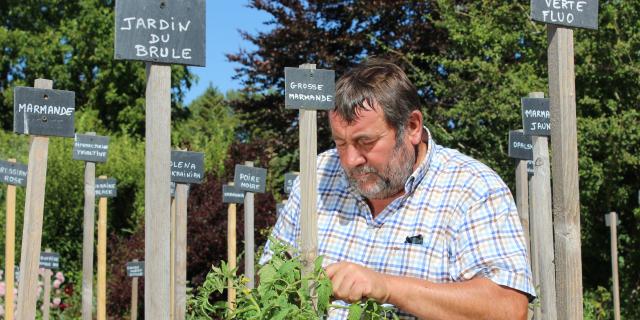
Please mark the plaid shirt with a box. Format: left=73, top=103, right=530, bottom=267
left=261, top=129, right=535, bottom=319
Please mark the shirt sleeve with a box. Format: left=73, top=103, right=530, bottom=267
left=449, top=182, right=536, bottom=299
left=258, top=177, right=302, bottom=264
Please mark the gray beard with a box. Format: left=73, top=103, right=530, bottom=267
left=346, top=139, right=416, bottom=199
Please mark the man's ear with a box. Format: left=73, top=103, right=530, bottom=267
left=406, top=110, right=423, bottom=145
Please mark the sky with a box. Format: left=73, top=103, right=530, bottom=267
left=183, top=1, right=273, bottom=105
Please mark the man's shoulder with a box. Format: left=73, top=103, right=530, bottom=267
left=431, top=144, right=508, bottom=191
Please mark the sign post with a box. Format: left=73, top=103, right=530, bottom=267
left=39, top=251, right=60, bottom=320
left=522, top=92, right=557, bottom=319
left=14, top=79, right=75, bottom=320
left=605, top=212, right=621, bottom=320
left=1, top=158, right=27, bottom=320
left=284, top=64, right=335, bottom=281
left=170, top=150, right=204, bottom=320
left=126, top=260, right=144, bottom=320
left=96, top=176, right=117, bottom=320
left=73, top=132, right=110, bottom=320
left=234, top=162, right=267, bottom=288
left=530, top=1, right=598, bottom=317
left=114, top=0, right=206, bottom=320
left=115, top=1, right=205, bottom=319
left=222, top=183, right=244, bottom=310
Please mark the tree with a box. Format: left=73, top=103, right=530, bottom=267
left=0, top=0, right=194, bottom=136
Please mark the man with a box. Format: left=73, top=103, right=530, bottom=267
left=262, top=59, right=534, bottom=319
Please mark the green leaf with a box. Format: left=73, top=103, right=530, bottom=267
left=348, top=303, right=364, bottom=320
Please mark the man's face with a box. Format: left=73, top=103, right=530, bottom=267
left=329, top=102, right=416, bottom=199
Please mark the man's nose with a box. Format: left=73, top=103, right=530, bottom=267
left=342, top=144, right=366, bottom=168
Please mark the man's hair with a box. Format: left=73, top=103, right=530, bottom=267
left=334, top=58, right=421, bottom=138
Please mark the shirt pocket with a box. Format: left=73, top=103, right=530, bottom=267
left=377, top=241, right=447, bottom=281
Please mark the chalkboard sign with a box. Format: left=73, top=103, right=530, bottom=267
left=284, top=172, right=298, bottom=194
left=72, top=134, right=110, bottom=162
left=284, top=67, right=336, bottom=110
left=527, top=160, right=535, bottom=176
left=222, top=185, right=245, bottom=203
left=115, top=0, right=206, bottom=66
left=0, top=160, right=28, bottom=187
left=13, top=87, right=75, bottom=137
left=276, top=203, right=285, bottom=216
left=39, top=252, right=60, bottom=270
left=95, top=178, right=118, bottom=198
left=126, top=261, right=145, bottom=277
left=234, top=165, right=267, bottom=193
left=522, top=98, right=551, bottom=136
left=531, top=0, right=598, bottom=30
left=604, top=213, right=620, bottom=227
left=508, top=130, right=533, bottom=160
left=171, top=151, right=205, bottom=184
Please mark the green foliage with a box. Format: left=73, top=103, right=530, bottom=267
left=187, top=239, right=398, bottom=320
left=173, top=87, right=238, bottom=175
left=583, top=286, right=613, bottom=320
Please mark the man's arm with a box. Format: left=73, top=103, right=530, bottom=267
left=326, top=261, right=528, bottom=320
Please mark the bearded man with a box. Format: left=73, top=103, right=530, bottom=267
left=261, top=59, right=534, bottom=319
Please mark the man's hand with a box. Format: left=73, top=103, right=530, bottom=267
left=325, top=262, right=390, bottom=303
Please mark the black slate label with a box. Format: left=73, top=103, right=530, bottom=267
left=171, top=151, right=205, bottom=184
left=115, top=0, right=206, bottom=66
left=126, top=261, right=144, bottom=277
left=531, top=0, right=598, bottom=30
left=222, top=185, right=245, bottom=204
left=285, top=67, right=336, bottom=110
left=0, top=160, right=27, bottom=187
left=521, top=98, right=551, bottom=136
left=14, top=87, right=75, bottom=138
left=234, top=165, right=267, bottom=193
left=39, top=252, right=60, bottom=270
left=508, top=130, right=533, bottom=160
left=96, top=178, right=118, bottom=198
left=73, top=134, right=110, bottom=163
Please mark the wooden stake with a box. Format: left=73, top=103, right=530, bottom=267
left=299, top=64, right=319, bottom=281
left=81, top=132, right=96, bottom=320
left=42, top=268, right=51, bottom=320
left=243, top=161, right=255, bottom=289
left=131, top=259, right=139, bottom=320
left=515, top=160, right=530, bottom=257
left=97, top=175, right=108, bottom=320
left=529, top=91, right=558, bottom=320
left=547, top=24, right=583, bottom=319
left=170, top=196, right=176, bottom=320
left=174, top=183, right=189, bottom=320
left=4, top=158, right=17, bottom=320
left=145, top=63, right=172, bottom=320
left=608, top=212, right=620, bottom=320
left=227, top=182, right=237, bottom=312
left=16, top=78, right=52, bottom=320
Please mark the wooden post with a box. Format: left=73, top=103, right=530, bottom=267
left=131, top=259, right=139, bottom=320
left=97, top=175, right=108, bottom=320
left=16, top=78, right=52, bottom=320
left=174, top=183, right=188, bottom=320
left=515, top=160, right=530, bottom=258
left=42, top=268, right=52, bottom=320
left=145, top=63, right=172, bottom=320
left=529, top=93, right=558, bottom=320
left=243, top=161, right=255, bottom=289
left=227, top=182, right=237, bottom=311
left=299, top=64, right=319, bottom=280
left=170, top=196, right=176, bottom=320
left=607, top=212, right=621, bottom=320
left=547, top=24, right=583, bottom=319
left=81, top=132, right=96, bottom=320
left=4, top=158, right=17, bottom=320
